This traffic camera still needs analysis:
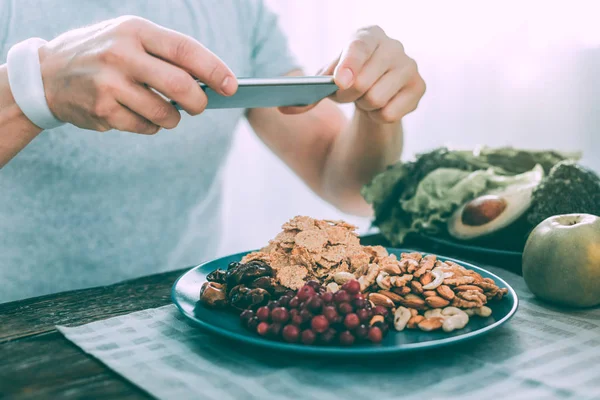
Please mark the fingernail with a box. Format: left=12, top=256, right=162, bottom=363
left=221, top=76, right=235, bottom=95
left=336, top=68, right=354, bottom=89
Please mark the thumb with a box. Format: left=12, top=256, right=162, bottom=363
left=277, top=60, right=339, bottom=115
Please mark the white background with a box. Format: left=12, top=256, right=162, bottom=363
left=219, top=0, right=600, bottom=255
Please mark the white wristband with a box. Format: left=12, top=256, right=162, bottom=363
left=7, top=38, right=64, bottom=130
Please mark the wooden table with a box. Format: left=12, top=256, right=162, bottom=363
left=0, top=234, right=521, bottom=399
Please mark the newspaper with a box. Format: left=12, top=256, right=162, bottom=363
left=58, top=265, right=600, bottom=400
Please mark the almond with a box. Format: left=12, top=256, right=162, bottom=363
left=436, top=285, right=455, bottom=300
left=407, top=315, right=425, bottom=329
left=378, top=290, right=403, bottom=304
left=425, top=296, right=450, bottom=308
left=420, top=271, right=434, bottom=286
left=368, top=292, right=395, bottom=308
left=399, top=296, right=426, bottom=310
left=422, top=290, right=437, bottom=298
left=410, top=280, right=423, bottom=294
left=392, top=286, right=412, bottom=296
left=418, top=317, right=444, bottom=331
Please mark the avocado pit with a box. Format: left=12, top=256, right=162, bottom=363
left=461, top=195, right=507, bottom=226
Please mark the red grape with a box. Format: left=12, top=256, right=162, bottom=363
left=353, top=293, right=366, bottom=301
left=338, top=302, right=353, bottom=315
left=341, top=280, right=360, bottom=295
left=339, top=331, right=355, bottom=346
left=344, top=313, right=360, bottom=330
left=320, top=292, right=333, bottom=303
left=257, top=322, right=269, bottom=336
left=300, top=309, right=313, bottom=323
left=288, top=296, right=300, bottom=309
left=322, top=306, right=338, bottom=322
left=319, top=328, right=337, bottom=344
left=333, top=290, right=350, bottom=304
left=355, top=324, right=369, bottom=339
left=256, top=306, right=270, bottom=322
left=353, top=299, right=368, bottom=309
left=240, top=309, right=254, bottom=324
left=297, top=285, right=316, bottom=301
left=311, top=315, right=329, bottom=333
left=266, top=300, right=277, bottom=310
left=373, top=321, right=390, bottom=337
left=278, top=295, right=292, bottom=307
left=268, top=323, right=283, bottom=338
left=271, top=307, right=289, bottom=323
left=306, top=296, right=323, bottom=313
left=301, top=329, right=316, bottom=345
left=368, top=326, right=383, bottom=343
left=356, top=308, right=371, bottom=323
left=306, top=280, right=321, bottom=290
left=282, top=324, right=300, bottom=343
left=373, top=306, right=389, bottom=318
left=291, top=315, right=303, bottom=326
left=247, top=317, right=260, bottom=331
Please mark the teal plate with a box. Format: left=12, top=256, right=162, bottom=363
left=172, top=248, right=518, bottom=356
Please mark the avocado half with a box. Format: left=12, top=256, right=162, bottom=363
left=448, top=166, right=544, bottom=241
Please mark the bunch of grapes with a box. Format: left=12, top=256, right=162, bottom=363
left=239, top=279, right=391, bottom=346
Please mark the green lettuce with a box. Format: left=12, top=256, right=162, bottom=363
left=362, top=147, right=578, bottom=245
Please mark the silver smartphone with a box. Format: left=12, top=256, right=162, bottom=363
left=171, top=76, right=338, bottom=110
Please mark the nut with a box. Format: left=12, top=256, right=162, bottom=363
left=390, top=274, right=413, bottom=287
left=454, top=285, right=484, bottom=293
left=436, top=285, right=455, bottom=300
left=359, top=263, right=380, bottom=291
left=414, top=255, right=436, bottom=278
left=468, top=306, right=492, bottom=317
left=333, top=271, right=356, bottom=285
left=410, top=280, right=423, bottom=294
left=368, top=292, right=395, bottom=308
left=410, top=308, right=419, bottom=317
left=378, top=290, right=403, bottom=304
left=452, top=297, right=481, bottom=309
left=400, top=258, right=420, bottom=273
left=381, top=263, right=402, bottom=275
left=392, top=286, right=411, bottom=296
left=418, top=317, right=444, bottom=331
left=376, top=271, right=392, bottom=290
left=441, top=307, right=469, bottom=332
left=420, top=271, right=434, bottom=286
left=370, top=315, right=385, bottom=326
left=457, top=290, right=487, bottom=304
left=393, top=306, right=412, bottom=331
left=326, top=282, right=340, bottom=293
left=423, top=290, right=437, bottom=298
left=444, top=276, right=476, bottom=286
left=407, top=315, right=425, bottom=329
left=399, top=294, right=426, bottom=310
left=425, top=296, right=450, bottom=308
left=424, top=308, right=444, bottom=319
left=199, top=282, right=227, bottom=308
left=422, top=268, right=447, bottom=290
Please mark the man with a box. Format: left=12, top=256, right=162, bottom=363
left=0, top=0, right=425, bottom=303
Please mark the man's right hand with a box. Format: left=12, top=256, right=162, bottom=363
left=38, top=16, right=237, bottom=134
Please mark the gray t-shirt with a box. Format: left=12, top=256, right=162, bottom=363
left=0, top=0, right=299, bottom=303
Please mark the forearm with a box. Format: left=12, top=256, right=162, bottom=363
left=321, top=109, right=403, bottom=216
left=0, top=64, right=43, bottom=168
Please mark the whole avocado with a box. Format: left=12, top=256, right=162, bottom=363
left=527, top=161, right=600, bottom=227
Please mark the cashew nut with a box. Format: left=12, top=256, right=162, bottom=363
left=326, top=282, right=340, bottom=293
left=424, top=308, right=444, bottom=319
left=333, top=271, right=356, bottom=285
left=376, top=271, right=392, bottom=290
left=441, top=307, right=469, bottom=332
left=393, top=306, right=412, bottom=331
left=467, top=306, right=492, bottom=317
left=422, top=268, right=452, bottom=290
